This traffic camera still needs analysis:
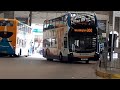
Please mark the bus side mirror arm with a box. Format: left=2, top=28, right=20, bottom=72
left=72, top=44, right=75, bottom=52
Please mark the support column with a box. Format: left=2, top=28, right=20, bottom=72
left=107, top=11, right=113, bottom=37
left=4, top=11, right=14, bottom=19
left=109, top=11, right=113, bottom=25
left=119, top=18, right=120, bottom=48
left=29, top=11, right=32, bottom=26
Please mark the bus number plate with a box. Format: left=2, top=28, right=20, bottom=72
left=81, top=59, right=88, bottom=60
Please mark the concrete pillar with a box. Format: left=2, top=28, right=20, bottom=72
left=4, top=11, right=14, bottom=19
left=107, top=11, right=113, bottom=36
left=115, top=17, right=119, bottom=32
left=118, top=18, right=120, bottom=48
left=29, top=11, right=32, bottom=26
left=108, top=11, right=113, bottom=25
left=95, top=11, right=110, bottom=15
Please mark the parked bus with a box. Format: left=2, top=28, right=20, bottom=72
left=0, top=18, right=32, bottom=57
left=43, top=12, right=99, bottom=63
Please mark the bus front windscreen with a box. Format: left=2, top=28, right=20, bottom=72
left=69, top=36, right=96, bottom=53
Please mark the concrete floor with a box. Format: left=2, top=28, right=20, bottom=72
left=0, top=54, right=99, bottom=79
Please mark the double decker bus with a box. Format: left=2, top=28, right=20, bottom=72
left=43, top=12, right=99, bottom=63
left=0, top=18, right=32, bottom=57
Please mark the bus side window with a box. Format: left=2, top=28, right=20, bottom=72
left=17, top=37, right=19, bottom=44
left=63, top=15, right=68, bottom=26
left=64, top=37, right=67, bottom=48
left=59, top=16, right=64, bottom=27
left=46, top=38, right=51, bottom=47
left=48, top=24, right=54, bottom=29
left=22, top=40, right=24, bottom=47
left=48, top=20, right=54, bottom=29
left=7, top=21, right=13, bottom=26
left=19, top=39, right=21, bottom=46
left=51, top=38, right=57, bottom=48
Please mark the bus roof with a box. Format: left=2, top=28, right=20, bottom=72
left=67, top=11, right=95, bottom=15
left=0, top=18, right=31, bottom=28
left=44, top=11, right=96, bottom=22
left=0, top=18, right=17, bottom=21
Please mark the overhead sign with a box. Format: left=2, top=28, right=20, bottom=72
left=98, top=20, right=106, bottom=33
left=102, top=33, right=106, bottom=37
left=32, top=29, right=43, bottom=33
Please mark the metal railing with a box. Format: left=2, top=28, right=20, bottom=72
left=96, top=49, right=120, bottom=78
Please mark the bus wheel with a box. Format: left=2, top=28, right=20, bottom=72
left=86, top=60, right=89, bottom=64
left=14, top=54, right=19, bottom=57
left=59, top=53, right=63, bottom=62
left=25, top=55, right=28, bottom=57
left=9, top=55, right=13, bottom=57
left=68, top=54, right=73, bottom=63
left=46, top=51, right=53, bottom=61
left=47, top=58, right=53, bottom=61
left=24, top=50, right=29, bottom=57
left=18, top=49, right=22, bottom=56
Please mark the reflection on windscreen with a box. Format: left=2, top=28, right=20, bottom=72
left=0, top=20, right=13, bottom=26
left=70, top=13, right=96, bottom=29
left=71, top=13, right=95, bottom=23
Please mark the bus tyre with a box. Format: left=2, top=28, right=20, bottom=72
left=25, top=55, right=28, bottom=57
left=59, top=53, right=63, bottom=62
left=17, top=54, right=20, bottom=57
left=68, top=54, right=73, bottom=63
left=94, top=53, right=100, bottom=61
left=86, top=60, right=89, bottom=64
left=46, top=51, right=53, bottom=61
left=9, top=55, right=13, bottom=57
left=47, top=58, right=53, bottom=61
left=14, top=54, right=19, bottom=57
left=24, top=50, right=29, bottom=57
left=19, top=49, right=21, bottom=56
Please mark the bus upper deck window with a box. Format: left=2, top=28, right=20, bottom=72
left=0, top=20, right=13, bottom=26
left=6, top=21, right=13, bottom=26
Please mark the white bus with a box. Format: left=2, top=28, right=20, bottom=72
left=43, top=12, right=99, bottom=63
left=0, top=18, right=32, bottom=57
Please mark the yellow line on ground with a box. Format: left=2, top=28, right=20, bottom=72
left=95, top=70, right=111, bottom=79
left=95, top=70, right=120, bottom=79
left=111, top=74, right=120, bottom=79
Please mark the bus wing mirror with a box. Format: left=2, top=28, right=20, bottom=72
left=72, top=44, right=75, bottom=51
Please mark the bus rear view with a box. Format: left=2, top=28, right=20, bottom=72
left=0, top=18, right=15, bottom=56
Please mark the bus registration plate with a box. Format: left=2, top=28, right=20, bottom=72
left=81, top=59, right=88, bottom=60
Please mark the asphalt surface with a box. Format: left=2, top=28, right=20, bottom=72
left=0, top=54, right=99, bottom=79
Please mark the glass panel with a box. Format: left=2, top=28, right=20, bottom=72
left=44, top=38, right=51, bottom=47
left=0, top=20, right=14, bottom=26
left=69, top=35, right=96, bottom=52
left=51, top=38, right=57, bottom=48
left=64, top=37, right=67, bottom=48
left=71, top=13, right=96, bottom=29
